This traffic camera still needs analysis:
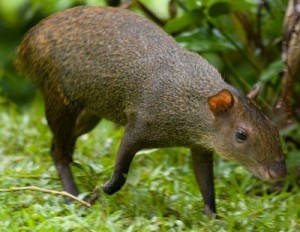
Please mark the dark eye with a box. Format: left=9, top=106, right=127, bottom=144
left=235, top=128, right=247, bottom=143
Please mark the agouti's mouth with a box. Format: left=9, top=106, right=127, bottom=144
left=247, top=160, right=287, bottom=181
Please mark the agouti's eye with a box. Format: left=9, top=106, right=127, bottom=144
left=235, top=128, right=247, bottom=143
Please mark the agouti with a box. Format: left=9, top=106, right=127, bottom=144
left=16, top=6, right=287, bottom=216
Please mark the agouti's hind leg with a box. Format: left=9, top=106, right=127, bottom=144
left=72, top=109, right=101, bottom=138
left=71, top=109, right=101, bottom=203
left=44, top=93, right=82, bottom=197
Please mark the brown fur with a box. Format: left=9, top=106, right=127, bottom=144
left=16, top=6, right=286, bottom=216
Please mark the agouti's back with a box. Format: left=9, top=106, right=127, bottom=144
left=17, top=6, right=226, bottom=126
left=16, top=6, right=286, bottom=216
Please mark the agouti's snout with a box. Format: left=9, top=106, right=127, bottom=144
left=267, top=160, right=287, bottom=180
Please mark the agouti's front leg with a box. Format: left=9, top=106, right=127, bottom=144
left=191, top=148, right=216, bottom=217
left=102, top=127, right=141, bottom=195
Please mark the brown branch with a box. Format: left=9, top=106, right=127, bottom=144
left=274, top=0, right=300, bottom=129
left=0, top=186, right=91, bottom=207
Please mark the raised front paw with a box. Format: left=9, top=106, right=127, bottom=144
left=102, top=179, right=123, bottom=195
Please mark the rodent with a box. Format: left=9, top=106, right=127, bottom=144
left=15, top=6, right=287, bottom=216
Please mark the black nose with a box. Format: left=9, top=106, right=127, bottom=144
left=268, top=160, right=287, bottom=180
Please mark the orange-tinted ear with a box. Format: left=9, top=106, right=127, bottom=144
left=207, top=89, right=234, bottom=116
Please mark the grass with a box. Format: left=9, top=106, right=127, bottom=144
left=1, top=98, right=300, bottom=231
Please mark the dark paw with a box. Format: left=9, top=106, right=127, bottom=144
left=102, top=180, right=122, bottom=195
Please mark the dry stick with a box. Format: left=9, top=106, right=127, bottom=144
left=0, top=186, right=91, bottom=207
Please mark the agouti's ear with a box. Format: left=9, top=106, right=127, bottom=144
left=207, top=89, right=234, bottom=117
left=247, top=83, right=261, bottom=100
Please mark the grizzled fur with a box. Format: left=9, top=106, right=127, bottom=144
left=16, top=6, right=286, bottom=216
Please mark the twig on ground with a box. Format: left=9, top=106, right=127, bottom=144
left=0, top=186, right=91, bottom=207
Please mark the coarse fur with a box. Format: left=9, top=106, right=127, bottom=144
left=16, top=6, right=286, bottom=216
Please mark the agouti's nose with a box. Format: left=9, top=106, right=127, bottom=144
left=268, top=160, right=287, bottom=180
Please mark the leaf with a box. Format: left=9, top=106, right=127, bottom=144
left=164, top=9, right=205, bottom=34
left=208, top=1, right=255, bottom=17
left=259, top=59, right=284, bottom=82
left=208, top=2, right=231, bottom=17
left=185, top=0, right=204, bottom=10
left=176, top=30, right=235, bottom=52
left=139, top=0, right=170, bottom=20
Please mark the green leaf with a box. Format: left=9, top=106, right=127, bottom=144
left=209, top=2, right=231, bottom=17
left=176, top=30, right=234, bottom=52
left=259, top=59, right=284, bottom=82
left=164, top=9, right=204, bottom=34
left=208, top=1, right=256, bottom=17
left=185, top=0, right=205, bottom=10
left=139, top=0, right=170, bottom=20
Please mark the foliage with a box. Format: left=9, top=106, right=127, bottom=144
left=1, top=0, right=300, bottom=231
left=1, top=101, right=300, bottom=231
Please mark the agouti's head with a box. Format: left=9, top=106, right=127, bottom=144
left=207, top=87, right=286, bottom=181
